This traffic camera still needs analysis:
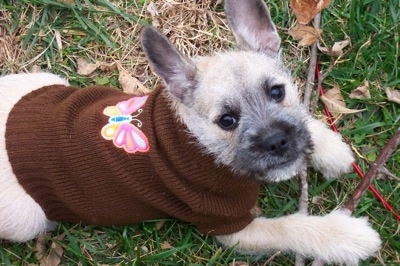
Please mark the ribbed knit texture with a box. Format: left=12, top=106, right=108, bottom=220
left=5, top=85, right=260, bottom=235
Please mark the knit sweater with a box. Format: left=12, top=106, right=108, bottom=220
left=5, top=85, right=260, bottom=235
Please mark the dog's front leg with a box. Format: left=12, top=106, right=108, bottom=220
left=215, top=210, right=381, bottom=265
left=306, top=118, right=355, bottom=178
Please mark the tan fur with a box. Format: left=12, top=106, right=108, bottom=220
left=0, top=0, right=380, bottom=264
left=216, top=210, right=381, bottom=265
left=0, top=73, right=68, bottom=241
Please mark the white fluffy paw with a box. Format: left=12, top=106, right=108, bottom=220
left=316, top=210, right=381, bottom=265
left=307, top=118, right=355, bottom=178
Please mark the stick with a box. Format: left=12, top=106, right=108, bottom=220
left=303, top=13, right=321, bottom=109
left=345, top=129, right=400, bottom=212
left=297, top=165, right=309, bottom=215
left=295, top=165, right=308, bottom=266
left=316, top=61, right=400, bottom=221
left=296, top=13, right=322, bottom=266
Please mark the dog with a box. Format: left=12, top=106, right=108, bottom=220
left=0, top=0, right=381, bottom=264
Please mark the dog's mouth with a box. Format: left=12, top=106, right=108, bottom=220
left=233, top=123, right=313, bottom=182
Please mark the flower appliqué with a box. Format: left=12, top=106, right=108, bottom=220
left=101, top=95, right=150, bottom=153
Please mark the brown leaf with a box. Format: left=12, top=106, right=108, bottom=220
left=311, top=195, right=324, bottom=205
left=76, top=57, right=116, bottom=76
left=290, top=0, right=332, bottom=25
left=321, top=85, right=365, bottom=117
left=117, top=65, right=150, bottom=95
left=155, top=220, right=166, bottom=230
left=161, top=241, right=172, bottom=250
left=77, top=57, right=100, bottom=76
left=36, top=233, right=65, bottom=266
left=318, top=38, right=350, bottom=57
left=288, top=24, right=322, bottom=46
left=385, top=87, right=400, bottom=105
left=141, top=246, right=149, bottom=253
left=35, top=233, right=47, bottom=261
left=350, top=80, right=371, bottom=99
left=324, top=85, right=345, bottom=106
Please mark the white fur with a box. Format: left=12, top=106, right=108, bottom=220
left=0, top=1, right=379, bottom=264
left=216, top=210, right=381, bottom=265
left=307, top=118, right=355, bottom=178
left=0, top=73, right=68, bottom=241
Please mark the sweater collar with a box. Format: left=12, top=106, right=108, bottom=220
left=144, top=85, right=260, bottom=216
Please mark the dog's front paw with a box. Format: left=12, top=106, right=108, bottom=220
left=316, top=210, right=381, bottom=265
left=307, top=118, right=355, bottom=178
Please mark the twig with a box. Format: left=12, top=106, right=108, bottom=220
left=345, top=129, right=400, bottom=212
left=303, top=13, right=321, bottom=109
left=377, top=166, right=400, bottom=181
left=297, top=13, right=322, bottom=266
left=295, top=165, right=308, bottom=266
left=316, top=62, right=400, bottom=221
left=298, top=165, right=309, bottom=215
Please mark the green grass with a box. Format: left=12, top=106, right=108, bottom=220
left=0, top=0, right=399, bottom=265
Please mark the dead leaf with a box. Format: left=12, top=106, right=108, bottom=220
left=155, top=220, right=166, bottom=230
left=290, top=0, right=332, bottom=25
left=288, top=24, right=322, bottom=46
left=320, top=85, right=366, bottom=117
left=350, top=80, right=370, bottom=99
left=36, top=233, right=65, bottom=266
left=318, top=38, right=350, bottom=57
left=385, top=87, right=400, bottom=105
left=311, top=195, right=324, bottom=205
left=161, top=241, right=172, bottom=250
left=324, top=85, right=345, bottom=106
left=76, top=57, right=101, bottom=76
left=141, top=246, right=149, bottom=253
left=117, top=65, right=150, bottom=95
left=35, top=233, right=47, bottom=261
left=98, top=62, right=117, bottom=72
left=76, top=57, right=116, bottom=76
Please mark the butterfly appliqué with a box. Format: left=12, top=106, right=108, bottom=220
left=101, top=95, right=150, bottom=153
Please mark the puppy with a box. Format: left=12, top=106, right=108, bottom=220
left=0, top=0, right=380, bottom=264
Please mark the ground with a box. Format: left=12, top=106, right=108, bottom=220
left=0, top=0, right=399, bottom=265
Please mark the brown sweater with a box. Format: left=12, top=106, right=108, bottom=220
left=5, top=85, right=260, bottom=235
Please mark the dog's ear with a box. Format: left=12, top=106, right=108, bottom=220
left=225, top=0, right=281, bottom=53
left=141, top=26, right=197, bottom=100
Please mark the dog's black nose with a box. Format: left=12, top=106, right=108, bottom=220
left=259, top=132, right=289, bottom=156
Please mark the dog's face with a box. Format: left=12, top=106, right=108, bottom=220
left=141, top=0, right=313, bottom=182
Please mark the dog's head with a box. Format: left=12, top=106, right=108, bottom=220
left=141, top=0, right=313, bottom=182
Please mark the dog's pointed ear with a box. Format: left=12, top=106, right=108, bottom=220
left=225, top=0, right=281, bottom=53
left=141, top=26, right=197, bottom=100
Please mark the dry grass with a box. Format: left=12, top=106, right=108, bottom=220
left=0, top=0, right=307, bottom=88
left=1, top=0, right=398, bottom=265
left=0, top=1, right=235, bottom=82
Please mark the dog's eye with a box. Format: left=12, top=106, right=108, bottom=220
left=217, top=114, right=238, bottom=130
left=270, top=85, right=285, bottom=102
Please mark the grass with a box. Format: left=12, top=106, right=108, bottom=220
left=0, top=0, right=399, bottom=265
